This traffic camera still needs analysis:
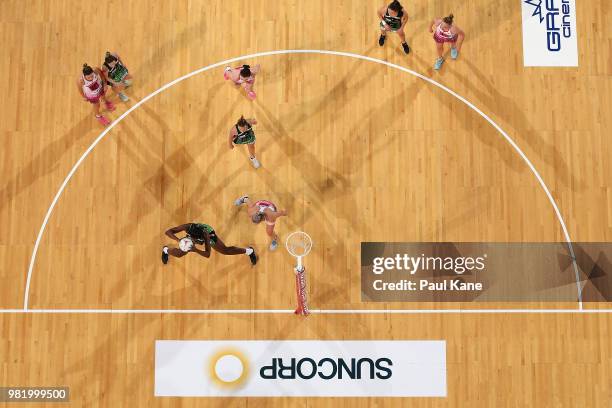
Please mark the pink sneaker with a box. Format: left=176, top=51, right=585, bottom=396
left=223, top=67, right=231, bottom=80
left=96, top=115, right=111, bottom=126
left=105, top=101, right=115, bottom=111
left=247, top=90, right=256, bottom=100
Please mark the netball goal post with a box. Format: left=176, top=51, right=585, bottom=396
left=285, top=231, right=313, bottom=316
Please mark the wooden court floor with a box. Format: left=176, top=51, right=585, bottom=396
left=0, top=0, right=611, bottom=406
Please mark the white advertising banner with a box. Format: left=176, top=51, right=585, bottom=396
left=521, top=0, right=578, bottom=66
left=155, top=340, right=446, bottom=397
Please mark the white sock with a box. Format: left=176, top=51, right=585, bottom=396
left=163, top=247, right=169, bottom=254
left=245, top=247, right=254, bottom=255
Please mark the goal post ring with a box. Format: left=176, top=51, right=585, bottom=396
left=285, top=231, right=313, bottom=270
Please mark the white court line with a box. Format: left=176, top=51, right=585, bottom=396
left=1, top=309, right=611, bottom=315
left=22, top=49, right=583, bottom=312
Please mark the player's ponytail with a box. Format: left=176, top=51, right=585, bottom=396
left=82, top=64, right=93, bottom=75
left=389, top=0, right=402, bottom=12
left=240, top=65, right=252, bottom=78
left=443, top=14, right=454, bottom=25
left=237, top=116, right=249, bottom=127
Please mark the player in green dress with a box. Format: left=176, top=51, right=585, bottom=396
left=228, top=116, right=261, bottom=169
left=161, top=222, right=257, bottom=265
left=101, top=52, right=133, bottom=102
left=377, top=1, right=410, bottom=54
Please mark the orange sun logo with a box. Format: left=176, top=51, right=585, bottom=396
left=208, top=348, right=250, bottom=388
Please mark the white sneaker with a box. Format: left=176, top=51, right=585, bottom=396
left=269, top=240, right=278, bottom=251
left=118, top=92, right=129, bottom=102
left=250, top=157, right=261, bottom=169
left=234, top=195, right=249, bottom=206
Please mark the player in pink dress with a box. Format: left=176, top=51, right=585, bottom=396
left=223, top=64, right=261, bottom=100
left=76, top=64, right=115, bottom=126
left=430, top=14, right=465, bottom=71
left=233, top=195, right=287, bottom=251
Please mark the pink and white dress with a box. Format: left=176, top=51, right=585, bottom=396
left=225, top=66, right=255, bottom=85
left=255, top=200, right=277, bottom=225
left=82, top=73, right=104, bottom=103
left=433, top=24, right=458, bottom=43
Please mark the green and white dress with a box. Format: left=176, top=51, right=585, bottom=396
left=233, top=124, right=256, bottom=145
left=187, top=223, right=218, bottom=246
left=380, top=7, right=404, bottom=32
left=104, top=55, right=129, bottom=85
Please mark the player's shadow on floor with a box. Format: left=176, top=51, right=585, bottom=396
left=62, top=309, right=211, bottom=404
left=338, top=64, right=427, bottom=177
left=130, top=18, right=208, bottom=90
left=111, top=106, right=172, bottom=243
left=254, top=103, right=357, bottom=305
left=242, top=41, right=348, bottom=86
left=313, top=64, right=429, bottom=304
left=399, top=0, right=511, bottom=58
left=164, top=258, right=251, bottom=308
left=254, top=100, right=354, bottom=220
left=59, top=318, right=154, bottom=403
left=252, top=55, right=434, bottom=304
left=107, top=233, right=254, bottom=310
left=188, top=57, right=369, bottom=216
left=0, top=116, right=93, bottom=214
left=269, top=47, right=378, bottom=139
left=458, top=0, right=519, bottom=43
left=114, top=83, right=232, bottom=243
left=425, top=58, right=581, bottom=190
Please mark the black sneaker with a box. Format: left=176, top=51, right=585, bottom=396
left=402, top=42, right=410, bottom=54
left=247, top=247, right=258, bottom=265
left=379, top=35, right=386, bottom=46
left=161, top=246, right=169, bottom=264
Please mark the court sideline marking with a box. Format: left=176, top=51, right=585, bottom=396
left=21, top=49, right=584, bottom=312
left=1, top=309, right=611, bottom=314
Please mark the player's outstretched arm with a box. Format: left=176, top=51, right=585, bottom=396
left=400, top=10, right=408, bottom=29
left=430, top=18, right=439, bottom=32
left=454, top=26, right=465, bottom=50
left=455, top=25, right=465, bottom=39
left=165, top=224, right=189, bottom=241
left=76, top=77, right=86, bottom=99
left=93, top=68, right=106, bottom=92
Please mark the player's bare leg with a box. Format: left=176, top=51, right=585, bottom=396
left=212, top=237, right=258, bottom=265
left=247, top=143, right=260, bottom=168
